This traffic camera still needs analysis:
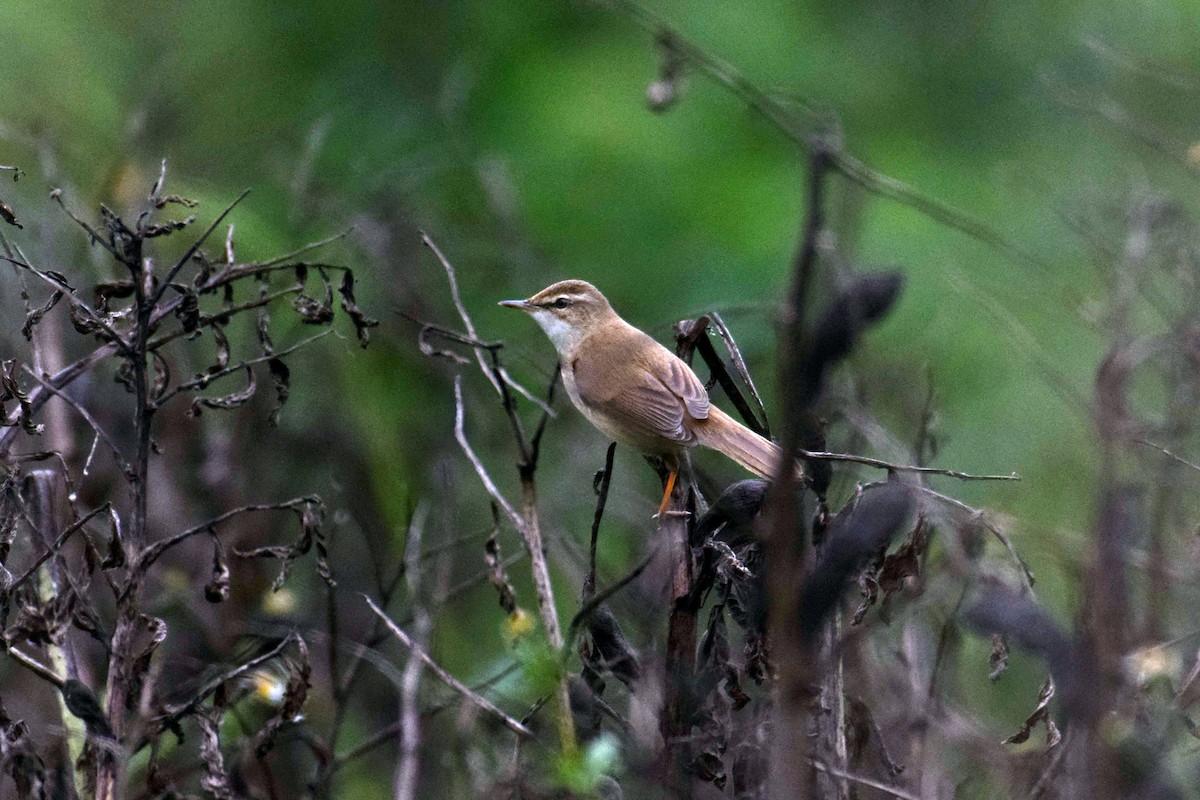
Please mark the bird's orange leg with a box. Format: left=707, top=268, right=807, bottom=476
left=657, top=469, right=678, bottom=517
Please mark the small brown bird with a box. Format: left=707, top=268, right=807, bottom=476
left=500, top=280, right=784, bottom=513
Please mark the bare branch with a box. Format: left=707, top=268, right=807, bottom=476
left=1133, top=437, right=1200, bottom=474
left=420, top=232, right=553, bottom=415
left=249, top=227, right=354, bottom=268
left=7, top=504, right=113, bottom=594
left=151, top=188, right=251, bottom=306
left=2, top=644, right=65, bottom=689
left=799, top=448, right=1020, bottom=482
left=586, top=0, right=1046, bottom=270
left=155, top=633, right=298, bottom=731
left=137, top=496, right=320, bottom=573
left=152, top=329, right=331, bottom=407
left=916, top=485, right=1036, bottom=590
left=452, top=375, right=524, bottom=533
left=362, top=595, right=533, bottom=738
left=23, top=367, right=134, bottom=480
left=394, top=505, right=430, bottom=800
left=809, top=758, right=921, bottom=800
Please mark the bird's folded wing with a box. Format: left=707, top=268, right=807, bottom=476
left=574, top=339, right=710, bottom=445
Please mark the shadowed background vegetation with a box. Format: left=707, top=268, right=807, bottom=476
left=3, top=1, right=1200, bottom=797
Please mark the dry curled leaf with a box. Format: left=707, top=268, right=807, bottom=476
left=338, top=270, right=378, bottom=347
left=189, top=366, right=256, bottom=417
left=21, top=291, right=63, bottom=341
left=1003, top=677, right=1061, bottom=748
left=0, top=200, right=21, bottom=229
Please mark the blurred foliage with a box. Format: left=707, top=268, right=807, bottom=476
left=3, top=0, right=1200, bottom=796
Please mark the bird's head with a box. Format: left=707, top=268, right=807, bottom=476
left=499, top=280, right=617, bottom=353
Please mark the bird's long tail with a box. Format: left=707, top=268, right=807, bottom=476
left=695, top=407, right=791, bottom=479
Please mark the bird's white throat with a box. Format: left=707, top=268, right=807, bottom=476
left=530, top=310, right=580, bottom=355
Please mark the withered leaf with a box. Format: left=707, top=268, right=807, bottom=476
left=154, top=194, right=198, bottom=209
left=583, top=603, right=640, bottom=689
left=0, top=360, right=44, bottom=435
left=485, top=523, right=517, bottom=616
left=150, top=351, right=171, bottom=402
left=800, top=483, right=913, bottom=642
left=267, top=358, right=290, bottom=426
left=989, top=633, right=1010, bottom=681
left=256, top=311, right=275, bottom=355
left=68, top=302, right=100, bottom=335
left=0, top=200, right=21, bottom=229
left=234, top=501, right=326, bottom=591
left=197, top=708, right=234, bottom=800
left=142, top=216, right=195, bottom=238
left=205, top=533, right=230, bottom=603
left=207, top=323, right=231, bottom=375
left=190, top=366, right=256, bottom=417
left=252, top=637, right=310, bottom=760
left=1003, top=677, right=1061, bottom=748
left=292, top=268, right=334, bottom=325
left=338, top=270, right=378, bottom=347
left=853, top=517, right=929, bottom=626
left=174, top=290, right=199, bottom=333
left=0, top=701, right=48, bottom=800
left=21, top=291, right=63, bottom=341
left=41, top=271, right=74, bottom=291
left=692, top=751, right=726, bottom=789
left=127, top=616, right=167, bottom=710
left=94, top=279, right=134, bottom=303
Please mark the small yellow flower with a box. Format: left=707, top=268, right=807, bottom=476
left=1123, top=643, right=1181, bottom=687
left=503, top=607, right=536, bottom=643
left=262, top=588, right=298, bottom=616
left=250, top=669, right=287, bottom=706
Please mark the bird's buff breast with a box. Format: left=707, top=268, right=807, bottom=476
left=560, top=361, right=683, bottom=456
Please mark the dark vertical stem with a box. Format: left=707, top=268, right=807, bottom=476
left=584, top=442, right=617, bottom=599
left=763, top=143, right=832, bottom=800
left=99, top=236, right=150, bottom=800
left=659, top=482, right=696, bottom=799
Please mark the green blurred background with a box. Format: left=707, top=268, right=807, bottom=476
left=3, top=0, right=1200, bottom=794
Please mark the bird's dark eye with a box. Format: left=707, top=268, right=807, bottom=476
left=552, top=298, right=571, bottom=309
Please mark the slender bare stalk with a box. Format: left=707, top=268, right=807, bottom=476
left=363, top=596, right=533, bottom=738
left=394, top=506, right=430, bottom=800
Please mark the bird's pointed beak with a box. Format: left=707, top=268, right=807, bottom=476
left=498, top=299, right=534, bottom=311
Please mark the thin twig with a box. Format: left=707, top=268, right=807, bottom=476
left=249, top=228, right=354, bottom=268
left=0, top=255, right=132, bottom=356
left=7, top=504, right=113, bottom=594
left=1027, top=731, right=1071, bottom=800
left=799, top=449, right=1020, bottom=482
left=452, top=375, right=524, bottom=532
left=23, top=368, right=134, bottom=479
left=156, top=634, right=297, bottom=730
left=395, top=505, right=429, bottom=800
left=809, top=758, right=922, bottom=800
left=331, top=663, right=521, bottom=772
left=137, top=496, right=320, bottom=573
left=587, top=0, right=1046, bottom=270
left=150, top=189, right=251, bottom=307
left=915, top=486, right=1036, bottom=590
left=565, top=545, right=658, bottom=652
left=710, top=311, right=771, bottom=434
left=584, top=443, right=617, bottom=598
left=421, top=232, right=553, bottom=415
left=362, top=595, right=533, bottom=737
left=0, top=342, right=119, bottom=455
left=2, top=645, right=65, bottom=689
left=1133, top=438, right=1200, bottom=474
left=153, top=329, right=332, bottom=406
